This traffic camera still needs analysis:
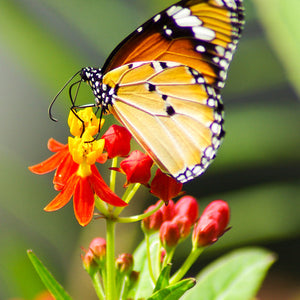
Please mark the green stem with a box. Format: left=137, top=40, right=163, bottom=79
left=162, top=247, right=176, bottom=269
left=169, top=246, right=204, bottom=284
left=117, top=200, right=164, bottom=223
left=113, top=183, right=141, bottom=217
left=146, top=233, right=156, bottom=284
left=106, top=218, right=116, bottom=300
left=91, top=272, right=105, bottom=300
left=110, top=157, right=118, bottom=193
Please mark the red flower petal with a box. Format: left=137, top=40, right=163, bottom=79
left=47, top=138, right=68, bottom=152
left=73, top=176, right=95, bottom=226
left=29, top=148, right=69, bottom=175
left=89, top=165, right=127, bottom=207
left=44, top=173, right=79, bottom=211
left=53, top=153, right=78, bottom=190
left=150, top=169, right=183, bottom=202
left=102, top=125, right=132, bottom=158
left=120, top=151, right=153, bottom=186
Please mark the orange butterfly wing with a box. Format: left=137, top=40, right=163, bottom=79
left=102, top=0, right=244, bottom=89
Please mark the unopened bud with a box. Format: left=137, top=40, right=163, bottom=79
left=116, top=253, right=134, bottom=275
left=89, top=237, right=106, bottom=262
left=142, top=202, right=164, bottom=233
left=175, top=196, right=199, bottom=224
left=160, top=220, right=180, bottom=250
left=192, top=200, right=230, bottom=247
left=173, top=215, right=192, bottom=239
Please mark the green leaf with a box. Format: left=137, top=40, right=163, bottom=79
left=182, top=247, right=276, bottom=300
left=128, top=233, right=160, bottom=299
left=153, top=264, right=171, bottom=292
left=148, top=278, right=196, bottom=300
left=27, top=250, right=72, bottom=300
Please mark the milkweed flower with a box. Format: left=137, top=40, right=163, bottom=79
left=29, top=108, right=127, bottom=226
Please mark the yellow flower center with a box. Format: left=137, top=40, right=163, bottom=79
left=67, top=108, right=105, bottom=177
left=68, top=107, right=104, bottom=137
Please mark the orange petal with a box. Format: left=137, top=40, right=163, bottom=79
left=48, top=138, right=68, bottom=152
left=44, top=173, right=79, bottom=211
left=90, top=166, right=127, bottom=207
left=29, top=149, right=69, bottom=174
left=53, top=153, right=78, bottom=188
left=73, top=177, right=95, bottom=226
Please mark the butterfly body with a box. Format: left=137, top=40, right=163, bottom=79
left=78, top=0, right=244, bottom=183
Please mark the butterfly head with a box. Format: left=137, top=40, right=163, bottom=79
left=80, top=67, right=108, bottom=107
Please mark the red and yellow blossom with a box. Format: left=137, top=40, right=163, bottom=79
left=29, top=109, right=126, bottom=226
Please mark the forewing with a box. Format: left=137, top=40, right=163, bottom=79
left=102, top=0, right=244, bottom=90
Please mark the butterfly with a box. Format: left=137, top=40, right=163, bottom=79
left=52, top=0, right=245, bottom=183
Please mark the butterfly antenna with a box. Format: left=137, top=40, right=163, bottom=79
left=48, top=69, right=82, bottom=122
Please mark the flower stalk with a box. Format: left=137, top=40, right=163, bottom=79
left=106, top=218, right=116, bottom=300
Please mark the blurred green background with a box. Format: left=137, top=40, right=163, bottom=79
left=0, top=0, right=299, bottom=299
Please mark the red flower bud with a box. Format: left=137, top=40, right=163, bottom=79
left=160, top=200, right=175, bottom=221
left=89, top=237, right=106, bottom=260
left=116, top=253, right=134, bottom=274
left=193, top=200, right=230, bottom=247
left=102, top=125, right=131, bottom=158
left=119, top=150, right=153, bottom=186
left=172, top=215, right=192, bottom=239
left=142, top=201, right=164, bottom=232
left=160, top=220, right=180, bottom=249
left=150, top=169, right=183, bottom=202
left=82, top=249, right=98, bottom=274
left=175, top=196, right=199, bottom=224
left=82, top=237, right=107, bottom=274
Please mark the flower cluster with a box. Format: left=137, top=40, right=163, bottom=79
left=29, top=108, right=183, bottom=226
left=143, top=197, right=229, bottom=250
left=29, top=109, right=128, bottom=226
left=82, top=237, right=139, bottom=299
left=143, top=196, right=198, bottom=249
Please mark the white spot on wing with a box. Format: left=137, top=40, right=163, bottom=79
left=192, top=26, right=215, bottom=41
left=175, top=16, right=202, bottom=27
left=153, top=14, right=161, bottom=22
left=166, top=5, right=182, bottom=16
left=196, top=45, right=206, bottom=52
left=172, top=7, right=190, bottom=19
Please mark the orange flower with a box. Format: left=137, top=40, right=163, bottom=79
left=29, top=109, right=127, bottom=226
left=29, top=138, right=78, bottom=191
